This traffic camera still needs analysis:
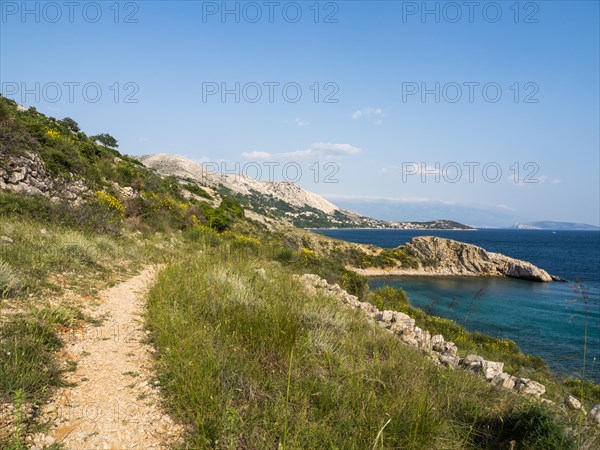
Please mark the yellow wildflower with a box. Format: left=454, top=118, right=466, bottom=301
left=95, top=191, right=125, bottom=218
left=46, top=129, right=60, bottom=139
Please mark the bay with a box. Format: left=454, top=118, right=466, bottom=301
left=312, top=229, right=600, bottom=382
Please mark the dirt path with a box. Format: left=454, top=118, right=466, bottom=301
left=33, top=267, right=182, bottom=450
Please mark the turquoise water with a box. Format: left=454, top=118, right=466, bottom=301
left=313, top=229, right=600, bottom=382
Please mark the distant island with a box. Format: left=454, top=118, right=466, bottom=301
left=316, top=219, right=474, bottom=230
left=512, top=221, right=600, bottom=231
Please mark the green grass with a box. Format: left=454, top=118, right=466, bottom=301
left=261, top=242, right=369, bottom=298
left=146, top=247, right=574, bottom=449
left=0, top=304, right=82, bottom=401
left=366, top=286, right=600, bottom=412
left=0, top=260, right=19, bottom=298
left=0, top=216, right=165, bottom=298
left=0, top=191, right=123, bottom=236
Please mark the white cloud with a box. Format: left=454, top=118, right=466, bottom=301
left=310, top=142, right=362, bottom=155
left=509, top=174, right=562, bottom=187
left=241, top=151, right=271, bottom=160
left=352, top=107, right=384, bottom=120
left=380, top=163, right=442, bottom=176
left=295, top=118, right=310, bottom=127
left=242, top=143, right=362, bottom=161
left=538, top=176, right=562, bottom=185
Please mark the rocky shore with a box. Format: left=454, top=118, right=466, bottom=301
left=354, top=236, right=559, bottom=282
left=298, top=273, right=600, bottom=425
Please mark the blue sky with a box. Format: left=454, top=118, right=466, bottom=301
left=1, top=1, right=599, bottom=226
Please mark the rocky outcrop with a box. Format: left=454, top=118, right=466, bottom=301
left=514, top=378, right=546, bottom=397
left=589, top=404, right=600, bottom=425
left=564, top=394, right=583, bottom=411
left=298, top=273, right=600, bottom=425
left=402, top=236, right=554, bottom=282
left=0, top=150, right=88, bottom=203
left=297, top=273, right=547, bottom=398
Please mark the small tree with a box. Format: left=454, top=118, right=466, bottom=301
left=218, top=197, right=244, bottom=218
left=62, top=117, right=80, bottom=132
left=92, top=133, right=118, bottom=148
left=0, top=99, right=11, bottom=121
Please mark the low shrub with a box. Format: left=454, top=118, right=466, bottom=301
left=471, top=403, right=575, bottom=450
left=183, top=183, right=212, bottom=199
left=183, top=224, right=222, bottom=246
left=369, top=285, right=409, bottom=311
left=95, top=191, right=125, bottom=218
left=273, top=247, right=295, bottom=263
left=222, top=232, right=260, bottom=249
left=0, top=192, right=122, bottom=236
left=563, top=377, right=600, bottom=406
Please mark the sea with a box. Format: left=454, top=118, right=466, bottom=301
left=311, top=229, right=600, bottom=383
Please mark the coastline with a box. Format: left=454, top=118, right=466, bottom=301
left=309, top=227, right=477, bottom=231
left=352, top=267, right=507, bottom=278
left=353, top=267, right=566, bottom=282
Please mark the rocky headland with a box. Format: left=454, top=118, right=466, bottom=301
left=353, top=236, right=560, bottom=282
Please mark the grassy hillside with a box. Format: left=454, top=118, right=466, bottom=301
left=1, top=96, right=598, bottom=448
left=147, top=247, right=574, bottom=449
left=0, top=96, right=238, bottom=236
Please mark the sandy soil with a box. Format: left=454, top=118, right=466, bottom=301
left=32, top=267, right=183, bottom=450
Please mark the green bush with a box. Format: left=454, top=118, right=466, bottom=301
left=199, top=197, right=245, bottom=232
left=218, top=197, right=244, bottom=218
left=563, top=377, right=600, bottom=406
left=369, top=285, right=409, bottom=311
left=274, top=247, right=295, bottom=263
left=206, top=211, right=230, bottom=232
left=59, top=237, right=100, bottom=267
left=78, top=141, right=102, bottom=161
left=340, top=268, right=368, bottom=298
left=0, top=97, right=12, bottom=121
left=91, top=133, right=118, bottom=148
left=183, top=183, right=212, bottom=199
left=471, top=403, right=575, bottom=449
left=276, top=245, right=369, bottom=299
left=183, top=225, right=222, bottom=247
left=61, top=117, right=80, bottom=133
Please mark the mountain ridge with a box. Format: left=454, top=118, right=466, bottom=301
left=139, top=153, right=473, bottom=230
